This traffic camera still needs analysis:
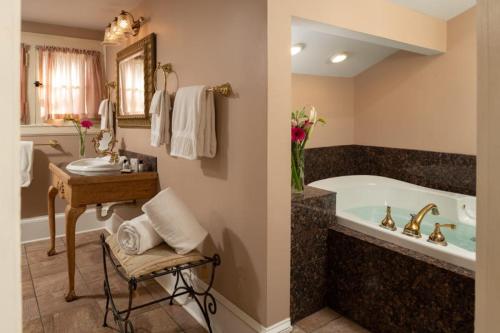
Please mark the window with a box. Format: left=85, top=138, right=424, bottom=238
left=36, top=46, right=104, bottom=122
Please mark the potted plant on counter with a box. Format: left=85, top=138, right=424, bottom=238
left=291, top=106, right=325, bottom=194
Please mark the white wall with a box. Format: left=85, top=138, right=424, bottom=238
left=0, top=0, right=22, bottom=330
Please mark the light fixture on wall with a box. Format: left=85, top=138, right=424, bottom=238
left=291, top=43, right=305, bottom=56
left=329, top=52, right=349, bottom=63
left=102, top=10, right=144, bottom=45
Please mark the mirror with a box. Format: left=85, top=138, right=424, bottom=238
left=116, top=33, right=156, bottom=128
left=92, top=130, right=118, bottom=163
left=94, top=130, right=115, bottom=154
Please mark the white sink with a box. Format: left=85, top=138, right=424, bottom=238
left=66, top=157, right=122, bottom=173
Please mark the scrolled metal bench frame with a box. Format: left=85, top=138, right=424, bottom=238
left=100, top=234, right=221, bottom=333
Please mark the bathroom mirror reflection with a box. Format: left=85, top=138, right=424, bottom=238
left=118, top=50, right=145, bottom=116
left=116, top=33, right=156, bottom=128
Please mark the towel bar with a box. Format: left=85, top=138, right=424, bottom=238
left=35, top=139, right=58, bottom=147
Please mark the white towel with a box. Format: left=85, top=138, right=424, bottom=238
left=20, top=141, right=34, bottom=187
left=142, top=188, right=208, bottom=255
left=150, top=89, right=170, bottom=147
left=117, top=214, right=163, bottom=255
left=170, top=86, right=216, bottom=160
left=98, top=99, right=115, bottom=132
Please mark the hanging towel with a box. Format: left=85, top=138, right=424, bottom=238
left=170, top=86, right=216, bottom=160
left=117, top=214, right=164, bottom=255
left=20, top=141, right=34, bottom=187
left=150, top=89, right=170, bottom=147
left=98, top=99, right=115, bottom=132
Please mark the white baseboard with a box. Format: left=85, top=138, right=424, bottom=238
left=21, top=207, right=111, bottom=243
left=156, top=273, right=292, bottom=333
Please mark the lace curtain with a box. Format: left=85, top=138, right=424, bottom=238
left=37, top=46, right=104, bottom=120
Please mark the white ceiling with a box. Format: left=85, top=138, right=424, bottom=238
left=292, top=27, right=398, bottom=78
left=22, top=0, right=143, bottom=30
left=390, top=0, right=476, bottom=20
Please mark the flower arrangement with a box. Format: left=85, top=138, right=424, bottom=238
left=291, top=106, right=325, bottom=193
left=64, top=116, right=94, bottom=158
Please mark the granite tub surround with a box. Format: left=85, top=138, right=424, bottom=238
left=327, top=225, right=474, bottom=333
left=291, top=186, right=336, bottom=323
left=119, top=149, right=158, bottom=172
left=304, top=145, right=476, bottom=195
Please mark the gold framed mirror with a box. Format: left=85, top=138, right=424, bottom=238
left=93, top=129, right=117, bottom=155
left=116, top=33, right=156, bottom=128
left=92, top=129, right=119, bottom=163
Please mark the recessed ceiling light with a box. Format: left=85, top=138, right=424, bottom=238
left=330, top=53, right=349, bottom=63
left=291, top=43, right=305, bottom=56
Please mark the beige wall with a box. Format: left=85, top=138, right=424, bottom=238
left=292, top=74, right=354, bottom=148
left=22, top=21, right=102, bottom=40
left=106, top=0, right=272, bottom=325
left=21, top=135, right=96, bottom=218
left=354, top=8, right=477, bottom=155
left=476, top=0, right=500, bottom=331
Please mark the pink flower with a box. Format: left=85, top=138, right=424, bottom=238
left=80, top=119, right=93, bottom=129
left=291, top=127, right=306, bottom=142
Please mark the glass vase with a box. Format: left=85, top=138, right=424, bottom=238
left=79, top=134, right=86, bottom=159
left=291, top=144, right=305, bottom=194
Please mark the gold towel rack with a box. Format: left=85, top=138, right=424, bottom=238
left=105, top=81, right=117, bottom=99
left=153, top=62, right=173, bottom=91
left=35, top=139, right=59, bottom=147
left=207, top=83, right=232, bottom=97
left=153, top=62, right=232, bottom=96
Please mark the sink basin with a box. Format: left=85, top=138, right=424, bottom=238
left=66, top=157, right=122, bottom=173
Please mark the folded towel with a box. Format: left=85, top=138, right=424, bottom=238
left=117, top=214, right=163, bottom=255
left=150, top=89, right=170, bottom=147
left=142, top=188, right=208, bottom=254
left=20, top=141, right=34, bottom=187
left=170, top=86, right=216, bottom=160
left=98, top=99, right=115, bottom=132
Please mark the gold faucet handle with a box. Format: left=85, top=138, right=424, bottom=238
left=380, top=206, right=397, bottom=231
left=427, top=223, right=456, bottom=246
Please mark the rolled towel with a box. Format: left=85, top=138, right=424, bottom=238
left=142, top=188, right=208, bottom=254
left=117, top=214, right=163, bottom=255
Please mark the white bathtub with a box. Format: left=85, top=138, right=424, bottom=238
left=309, top=175, right=476, bottom=271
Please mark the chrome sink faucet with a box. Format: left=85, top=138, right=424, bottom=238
left=403, top=203, right=440, bottom=238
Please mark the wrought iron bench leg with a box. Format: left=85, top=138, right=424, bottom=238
left=171, top=255, right=221, bottom=333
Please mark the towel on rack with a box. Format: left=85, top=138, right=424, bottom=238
left=117, top=214, right=163, bottom=255
left=150, top=89, right=170, bottom=147
left=20, top=141, right=34, bottom=187
left=170, top=85, right=216, bottom=160
left=98, top=99, right=115, bottom=131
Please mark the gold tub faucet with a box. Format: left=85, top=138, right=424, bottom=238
left=403, top=203, right=440, bottom=238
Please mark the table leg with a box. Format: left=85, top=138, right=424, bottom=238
left=47, top=186, right=58, bottom=256
left=64, top=204, right=86, bottom=302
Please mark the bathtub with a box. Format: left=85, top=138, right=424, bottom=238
left=309, top=175, right=476, bottom=271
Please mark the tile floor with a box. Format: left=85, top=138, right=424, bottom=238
left=22, top=229, right=205, bottom=333
left=22, top=229, right=368, bottom=333
left=292, top=308, right=370, bottom=333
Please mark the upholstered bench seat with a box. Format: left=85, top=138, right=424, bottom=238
left=101, top=233, right=220, bottom=333
left=105, top=234, right=205, bottom=278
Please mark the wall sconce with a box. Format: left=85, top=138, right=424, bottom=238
left=102, top=10, right=144, bottom=45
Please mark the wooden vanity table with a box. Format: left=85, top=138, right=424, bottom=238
left=47, top=162, right=158, bottom=301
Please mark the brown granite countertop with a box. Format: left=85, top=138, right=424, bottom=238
left=292, top=185, right=336, bottom=212
left=330, top=223, right=475, bottom=279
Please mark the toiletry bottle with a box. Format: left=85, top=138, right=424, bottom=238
left=138, top=160, right=144, bottom=172
left=123, top=159, right=130, bottom=170
left=130, top=158, right=139, bottom=172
